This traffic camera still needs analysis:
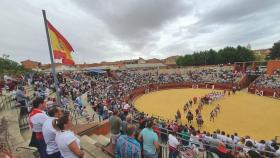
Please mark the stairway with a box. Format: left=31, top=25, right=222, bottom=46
left=80, top=135, right=112, bottom=158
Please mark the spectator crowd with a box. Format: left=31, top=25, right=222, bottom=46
left=1, top=66, right=280, bottom=158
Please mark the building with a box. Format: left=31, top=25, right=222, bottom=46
left=76, top=63, right=103, bottom=69
left=123, top=57, right=146, bottom=64
left=120, top=63, right=166, bottom=70
left=162, top=56, right=180, bottom=65
left=253, top=48, right=271, bottom=61
left=146, top=58, right=162, bottom=64
left=21, top=59, right=41, bottom=69
left=41, top=63, right=77, bottom=72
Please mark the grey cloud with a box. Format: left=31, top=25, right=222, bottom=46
left=197, top=0, right=280, bottom=25
left=72, top=0, right=193, bottom=51
left=0, top=0, right=280, bottom=64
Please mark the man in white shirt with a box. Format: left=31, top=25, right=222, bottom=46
left=275, top=146, right=280, bottom=158
left=168, top=131, right=180, bottom=158
left=42, top=106, right=63, bottom=158
left=28, top=97, right=49, bottom=158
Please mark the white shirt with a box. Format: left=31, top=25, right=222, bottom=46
left=275, top=149, right=280, bottom=158
left=233, top=136, right=240, bottom=143
left=255, top=143, right=265, bottom=152
left=168, top=134, right=179, bottom=148
left=42, top=117, right=59, bottom=155
left=46, top=101, right=54, bottom=109
left=217, top=134, right=223, bottom=140
left=55, top=130, right=80, bottom=158
left=30, top=111, right=48, bottom=132
left=123, top=104, right=130, bottom=110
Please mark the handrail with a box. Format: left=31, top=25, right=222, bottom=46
left=132, top=116, right=277, bottom=157
left=16, top=146, right=37, bottom=152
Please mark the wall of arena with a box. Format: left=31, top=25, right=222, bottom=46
left=248, top=85, right=280, bottom=99
left=125, top=82, right=236, bottom=103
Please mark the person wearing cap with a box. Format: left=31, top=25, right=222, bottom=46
left=28, top=97, right=49, bottom=158
left=138, top=119, right=159, bottom=158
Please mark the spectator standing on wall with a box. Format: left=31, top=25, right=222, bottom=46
left=138, top=119, right=159, bottom=158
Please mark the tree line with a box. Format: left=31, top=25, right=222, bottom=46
left=0, top=55, right=31, bottom=78
left=269, top=40, right=280, bottom=60
left=176, top=45, right=256, bottom=66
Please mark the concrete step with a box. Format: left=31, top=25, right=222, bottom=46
left=16, top=150, right=38, bottom=158
left=90, top=134, right=110, bottom=147
left=0, top=109, right=25, bottom=150
left=80, top=135, right=111, bottom=158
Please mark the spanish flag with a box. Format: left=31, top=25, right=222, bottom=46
left=47, top=21, right=75, bottom=65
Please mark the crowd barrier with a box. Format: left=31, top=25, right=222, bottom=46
left=248, top=85, right=280, bottom=99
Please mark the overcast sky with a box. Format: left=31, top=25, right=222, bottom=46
left=1, top=0, right=280, bottom=64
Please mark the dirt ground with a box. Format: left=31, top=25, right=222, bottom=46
left=133, top=88, right=280, bottom=141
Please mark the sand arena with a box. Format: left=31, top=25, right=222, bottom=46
left=133, top=88, right=280, bottom=141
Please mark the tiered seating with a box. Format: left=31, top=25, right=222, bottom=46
left=253, top=74, right=280, bottom=89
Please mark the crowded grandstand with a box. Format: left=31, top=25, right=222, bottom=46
left=1, top=62, right=280, bottom=158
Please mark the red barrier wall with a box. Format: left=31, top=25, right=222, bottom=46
left=267, top=60, right=280, bottom=75
left=248, top=85, right=280, bottom=98
left=79, top=120, right=110, bottom=136
left=126, top=82, right=235, bottom=103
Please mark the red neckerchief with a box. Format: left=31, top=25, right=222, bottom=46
left=28, top=108, right=45, bottom=140
left=28, top=108, right=43, bottom=128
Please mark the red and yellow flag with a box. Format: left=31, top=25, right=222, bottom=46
left=47, top=21, right=75, bottom=65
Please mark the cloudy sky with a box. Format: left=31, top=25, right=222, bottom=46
left=1, top=0, right=280, bottom=64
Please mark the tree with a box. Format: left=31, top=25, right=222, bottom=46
left=271, top=41, right=280, bottom=59
left=176, top=56, right=184, bottom=66
left=176, top=45, right=256, bottom=66
left=0, top=55, right=31, bottom=78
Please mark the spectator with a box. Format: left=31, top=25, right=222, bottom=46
left=109, top=110, right=122, bottom=145
left=180, top=127, right=190, bottom=146
left=55, top=112, right=84, bottom=158
left=42, top=106, right=63, bottom=158
left=15, top=86, right=28, bottom=117
left=168, top=130, right=180, bottom=158
left=209, top=142, right=234, bottom=158
left=28, top=97, right=49, bottom=158
left=121, top=114, right=132, bottom=135
left=138, top=119, right=159, bottom=158
left=275, top=146, right=280, bottom=158
left=115, top=124, right=141, bottom=158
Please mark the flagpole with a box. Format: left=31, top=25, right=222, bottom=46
left=42, top=10, right=61, bottom=105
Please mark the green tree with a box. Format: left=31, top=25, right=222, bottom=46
left=0, top=55, right=31, bottom=78
left=176, top=56, right=184, bottom=66
left=271, top=41, right=280, bottom=59
left=176, top=45, right=256, bottom=66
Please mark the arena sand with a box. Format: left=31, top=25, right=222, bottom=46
left=133, top=89, right=280, bottom=141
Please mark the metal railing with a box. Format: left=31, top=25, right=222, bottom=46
left=16, top=146, right=39, bottom=158
left=0, top=117, right=10, bottom=152
left=131, top=114, right=278, bottom=158
left=0, top=94, right=15, bottom=111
